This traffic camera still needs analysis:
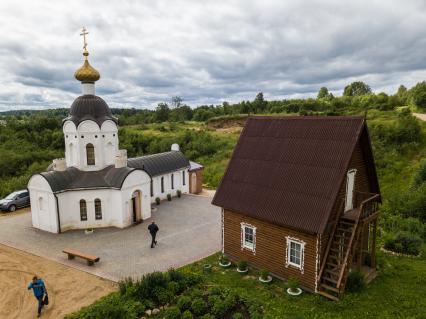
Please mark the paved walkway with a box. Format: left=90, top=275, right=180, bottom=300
left=0, top=195, right=221, bottom=281
left=413, top=112, right=426, bottom=122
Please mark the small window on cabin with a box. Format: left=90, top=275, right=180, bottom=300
left=182, top=171, right=186, bottom=185
left=161, top=177, right=164, bottom=193
left=241, top=223, right=256, bottom=252
left=80, top=200, right=87, bottom=221
left=150, top=179, right=154, bottom=197
left=86, top=143, right=95, bottom=166
left=171, top=174, right=174, bottom=189
left=95, top=199, right=102, bottom=220
left=286, top=238, right=305, bottom=270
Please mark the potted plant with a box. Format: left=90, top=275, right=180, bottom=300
left=218, top=254, right=231, bottom=268
left=203, top=263, right=212, bottom=273
left=286, top=277, right=302, bottom=295
left=85, top=228, right=94, bottom=235
left=258, top=269, right=272, bottom=283
left=167, top=194, right=172, bottom=201
left=155, top=197, right=161, bottom=205
left=177, top=190, right=182, bottom=198
left=236, top=260, right=248, bottom=274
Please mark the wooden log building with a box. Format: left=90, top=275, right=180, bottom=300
left=212, top=116, right=381, bottom=300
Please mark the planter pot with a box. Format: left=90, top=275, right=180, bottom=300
left=287, top=288, right=302, bottom=296
left=203, top=264, right=212, bottom=274
left=258, top=275, right=273, bottom=283
left=219, top=261, right=231, bottom=268
left=85, top=229, right=94, bottom=235
left=237, top=268, right=248, bottom=274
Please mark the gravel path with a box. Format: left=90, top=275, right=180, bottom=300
left=413, top=113, right=426, bottom=122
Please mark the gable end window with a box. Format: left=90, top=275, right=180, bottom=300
left=241, top=223, right=256, bottom=253
left=95, top=199, right=102, bottom=220
left=285, top=236, right=305, bottom=273
left=80, top=199, right=87, bottom=221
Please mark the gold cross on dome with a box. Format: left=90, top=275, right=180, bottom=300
left=80, top=27, right=89, bottom=50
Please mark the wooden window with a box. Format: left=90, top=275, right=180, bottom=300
left=161, top=177, right=164, bottom=193
left=345, top=169, right=357, bottom=211
left=171, top=174, right=174, bottom=189
left=150, top=179, right=154, bottom=197
left=285, top=237, right=305, bottom=272
left=94, top=199, right=102, bottom=220
left=80, top=200, right=87, bottom=221
left=241, top=223, right=256, bottom=252
left=182, top=171, right=186, bottom=185
left=86, top=143, right=95, bottom=166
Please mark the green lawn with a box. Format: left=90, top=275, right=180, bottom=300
left=181, top=251, right=426, bottom=319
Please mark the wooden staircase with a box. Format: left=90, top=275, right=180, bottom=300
left=317, top=193, right=380, bottom=301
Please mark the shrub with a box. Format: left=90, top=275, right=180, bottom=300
left=155, top=197, right=160, bottom=205
left=219, top=254, right=229, bottom=264
left=211, top=299, right=229, bottom=317
left=207, top=286, right=222, bottom=296
left=287, top=277, right=299, bottom=292
left=200, top=315, right=215, bottom=319
left=167, top=193, right=172, bottom=201
left=259, top=269, right=269, bottom=280
left=163, top=306, right=181, bottom=319
left=233, top=313, right=244, bottom=319
left=346, top=270, right=365, bottom=293
left=154, top=287, right=174, bottom=304
left=118, top=277, right=133, bottom=295
left=177, top=296, right=192, bottom=312
left=384, top=232, right=422, bottom=255
left=177, top=189, right=182, bottom=198
left=182, top=310, right=193, bottom=319
left=191, top=298, right=208, bottom=316
left=237, top=260, right=248, bottom=271
left=413, top=159, right=426, bottom=187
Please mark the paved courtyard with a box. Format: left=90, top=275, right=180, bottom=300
left=0, top=195, right=221, bottom=281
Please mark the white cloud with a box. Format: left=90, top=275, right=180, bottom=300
left=0, top=0, right=425, bottom=110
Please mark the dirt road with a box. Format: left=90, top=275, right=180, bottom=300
left=413, top=113, right=426, bottom=122
left=0, top=244, right=116, bottom=319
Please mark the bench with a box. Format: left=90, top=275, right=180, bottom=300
left=62, top=248, right=100, bottom=266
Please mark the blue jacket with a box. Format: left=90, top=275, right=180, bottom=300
left=28, top=279, right=46, bottom=297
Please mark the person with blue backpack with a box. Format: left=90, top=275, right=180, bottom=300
left=28, top=276, right=48, bottom=317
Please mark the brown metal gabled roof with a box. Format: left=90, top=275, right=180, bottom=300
left=212, top=115, right=378, bottom=234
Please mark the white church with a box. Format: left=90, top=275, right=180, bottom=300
left=27, top=31, right=203, bottom=234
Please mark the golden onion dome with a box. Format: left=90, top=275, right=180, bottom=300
left=74, top=50, right=100, bottom=82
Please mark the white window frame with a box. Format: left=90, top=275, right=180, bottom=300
left=241, top=222, right=256, bottom=254
left=285, top=236, right=305, bottom=273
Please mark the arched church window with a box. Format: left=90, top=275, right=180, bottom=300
left=161, top=177, right=164, bottom=193
left=80, top=200, right=87, bottom=221
left=182, top=171, right=186, bottom=185
left=38, top=197, right=43, bottom=211
left=69, top=143, right=75, bottom=165
left=95, top=199, right=102, bottom=220
left=86, top=143, right=95, bottom=165
left=171, top=174, right=174, bottom=189
left=150, top=179, right=154, bottom=197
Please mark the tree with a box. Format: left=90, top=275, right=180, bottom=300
left=410, top=81, right=426, bottom=111
left=317, top=87, right=329, bottom=99
left=343, top=81, right=372, bottom=96
left=171, top=96, right=183, bottom=109
left=154, top=103, right=170, bottom=122
left=252, top=92, right=267, bottom=113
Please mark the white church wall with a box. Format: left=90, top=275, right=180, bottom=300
left=101, top=120, right=119, bottom=166
left=150, top=169, right=189, bottom=203
left=63, top=121, right=78, bottom=167
left=28, top=175, right=58, bottom=233
left=121, top=170, right=151, bottom=224
left=58, top=188, right=123, bottom=231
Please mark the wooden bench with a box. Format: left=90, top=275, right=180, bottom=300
left=62, top=248, right=100, bottom=266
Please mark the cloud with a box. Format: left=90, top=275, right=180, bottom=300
left=0, top=0, right=426, bottom=110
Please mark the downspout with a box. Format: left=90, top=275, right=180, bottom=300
left=54, top=194, right=61, bottom=234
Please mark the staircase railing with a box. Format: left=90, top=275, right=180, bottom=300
left=336, top=194, right=380, bottom=288
left=318, top=199, right=345, bottom=286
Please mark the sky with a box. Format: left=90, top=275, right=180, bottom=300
left=1, top=0, right=426, bottom=110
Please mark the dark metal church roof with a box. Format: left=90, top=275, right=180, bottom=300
left=127, top=151, right=190, bottom=177
left=63, top=95, right=118, bottom=127
left=212, top=116, right=380, bottom=235
left=40, top=165, right=137, bottom=193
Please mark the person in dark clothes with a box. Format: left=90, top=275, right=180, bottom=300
left=28, top=275, right=47, bottom=317
left=148, top=221, right=159, bottom=248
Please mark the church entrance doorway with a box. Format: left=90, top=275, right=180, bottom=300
left=131, top=190, right=142, bottom=223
